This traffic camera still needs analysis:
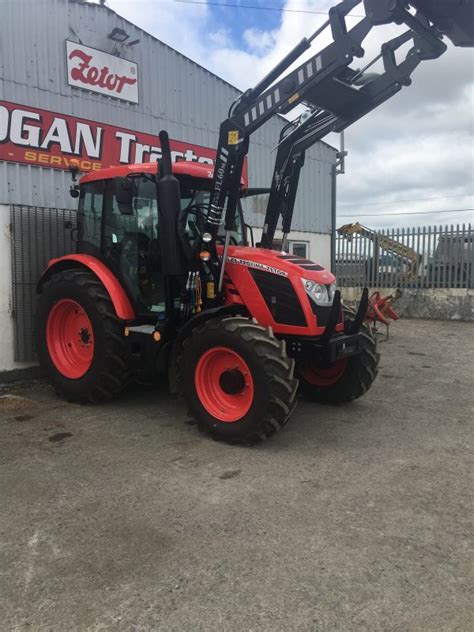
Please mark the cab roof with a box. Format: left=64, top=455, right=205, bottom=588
left=80, top=161, right=216, bottom=184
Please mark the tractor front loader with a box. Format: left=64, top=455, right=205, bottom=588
left=36, top=0, right=473, bottom=444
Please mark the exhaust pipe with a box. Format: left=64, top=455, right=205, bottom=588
left=157, top=130, right=184, bottom=277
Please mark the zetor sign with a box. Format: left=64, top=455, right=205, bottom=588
left=0, top=100, right=221, bottom=175
left=66, top=41, right=139, bottom=104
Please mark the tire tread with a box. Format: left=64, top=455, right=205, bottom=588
left=178, top=316, right=298, bottom=444
left=37, top=268, right=131, bottom=404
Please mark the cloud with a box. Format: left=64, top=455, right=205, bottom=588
left=107, top=0, right=474, bottom=228
left=208, top=28, right=232, bottom=48
left=243, top=27, right=275, bottom=54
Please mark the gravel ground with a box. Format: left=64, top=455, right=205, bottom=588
left=0, top=318, right=473, bottom=631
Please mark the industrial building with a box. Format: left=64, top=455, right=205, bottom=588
left=0, top=0, right=337, bottom=372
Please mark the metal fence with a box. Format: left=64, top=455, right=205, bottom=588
left=11, top=205, right=76, bottom=361
left=335, top=223, right=474, bottom=289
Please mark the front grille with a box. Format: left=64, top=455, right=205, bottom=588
left=250, top=270, right=306, bottom=326
left=310, top=302, right=343, bottom=328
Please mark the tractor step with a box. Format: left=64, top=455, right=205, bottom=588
left=126, top=325, right=156, bottom=335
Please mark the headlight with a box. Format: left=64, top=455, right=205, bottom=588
left=302, top=278, right=335, bottom=305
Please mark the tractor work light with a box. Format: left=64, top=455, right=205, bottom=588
left=302, top=279, right=336, bottom=306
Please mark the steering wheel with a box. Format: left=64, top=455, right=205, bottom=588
left=216, top=233, right=239, bottom=246
left=185, top=204, right=207, bottom=238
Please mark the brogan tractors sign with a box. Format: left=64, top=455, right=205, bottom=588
left=0, top=100, right=219, bottom=174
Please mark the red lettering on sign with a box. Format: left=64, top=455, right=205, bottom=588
left=69, top=49, right=137, bottom=94
left=0, top=100, right=248, bottom=185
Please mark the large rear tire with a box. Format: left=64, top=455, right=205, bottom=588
left=36, top=268, right=131, bottom=403
left=179, top=316, right=298, bottom=444
left=297, top=308, right=380, bottom=404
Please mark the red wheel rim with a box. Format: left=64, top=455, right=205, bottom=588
left=46, top=299, right=94, bottom=379
left=194, top=347, right=254, bottom=422
left=303, top=359, right=347, bottom=387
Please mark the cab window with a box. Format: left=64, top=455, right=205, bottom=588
left=77, top=180, right=104, bottom=250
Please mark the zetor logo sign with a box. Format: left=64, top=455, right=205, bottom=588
left=66, top=41, right=139, bottom=104
left=0, top=101, right=224, bottom=175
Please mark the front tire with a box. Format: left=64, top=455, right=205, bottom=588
left=297, top=308, right=380, bottom=404
left=36, top=268, right=131, bottom=403
left=179, top=316, right=298, bottom=444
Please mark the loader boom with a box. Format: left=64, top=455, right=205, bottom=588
left=203, top=0, right=471, bottom=276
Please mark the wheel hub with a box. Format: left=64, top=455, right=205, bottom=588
left=79, top=327, right=91, bottom=345
left=194, top=346, right=254, bottom=422
left=46, top=299, right=94, bottom=379
left=302, top=358, right=347, bottom=387
left=219, top=368, right=246, bottom=395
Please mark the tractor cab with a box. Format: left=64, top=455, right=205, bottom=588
left=76, top=162, right=247, bottom=315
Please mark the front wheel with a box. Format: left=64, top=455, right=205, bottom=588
left=179, top=317, right=298, bottom=444
left=297, top=329, right=380, bottom=404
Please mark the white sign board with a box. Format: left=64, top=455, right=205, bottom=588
left=66, top=41, right=139, bottom=104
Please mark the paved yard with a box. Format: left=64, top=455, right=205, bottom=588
left=0, top=319, right=473, bottom=631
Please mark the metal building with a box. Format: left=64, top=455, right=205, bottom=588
left=0, top=0, right=336, bottom=371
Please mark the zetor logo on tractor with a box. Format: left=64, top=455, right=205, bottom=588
left=37, top=0, right=473, bottom=444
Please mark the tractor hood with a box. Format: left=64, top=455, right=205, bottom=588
left=224, top=246, right=336, bottom=285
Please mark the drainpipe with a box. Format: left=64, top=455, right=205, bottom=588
left=331, top=132, right=347, bottom=273
left=331, top=163, right=337, bottom=273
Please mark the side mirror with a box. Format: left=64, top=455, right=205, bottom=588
left=114, top=177, right=136, bottom=213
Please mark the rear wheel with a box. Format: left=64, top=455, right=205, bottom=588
left=297, top=308, right=379, bottom=404
left=179, top=316, right=298, bottom=444
left=36, top=268, right=131, bottom=403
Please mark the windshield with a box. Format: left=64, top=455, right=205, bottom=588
left=179, top=183, right=245, bottom=245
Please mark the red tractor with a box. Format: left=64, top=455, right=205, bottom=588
left=35, top=0, right=472, bottom=443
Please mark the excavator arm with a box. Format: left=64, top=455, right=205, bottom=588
left=337, top=222, right=421, bottom=281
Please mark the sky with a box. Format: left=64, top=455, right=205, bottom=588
left=106, top=0, right=474, bottom=229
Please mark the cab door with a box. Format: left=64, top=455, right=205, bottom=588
left=101, top=176, right=164, bottom=313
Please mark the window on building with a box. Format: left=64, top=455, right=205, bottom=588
left=290, top=241, right=308, bottom=258
left=274, top=239, right=310, bottom=258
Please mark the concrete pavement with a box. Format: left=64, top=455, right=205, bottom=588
left=1, top=319, right=473, bottom=631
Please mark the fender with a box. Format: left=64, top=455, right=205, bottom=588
left=37, top=254, right=135, bottom=320
left=168, top=304, right=249, bottom=395
left=176, top=304, right=249, bottom=347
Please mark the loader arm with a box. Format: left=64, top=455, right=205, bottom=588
left=258, top=0, right=473, bottom=249
left=204, top=0, right=460, bottom=267
left=201, top=0, right=474, bottom=290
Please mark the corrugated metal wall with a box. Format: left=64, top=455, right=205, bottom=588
left=0, top=0, right=335, bottom=233
left=11, top=205, right=76, bottom=361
